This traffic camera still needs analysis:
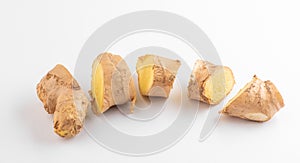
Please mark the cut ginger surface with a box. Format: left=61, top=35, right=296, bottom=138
left=188, top=60, right=235, bottom=104
left=91, top=52, right=136, bottom=114
left=136, top=54, right=181, bottom=98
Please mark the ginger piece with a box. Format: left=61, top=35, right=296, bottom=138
left=37, top=64, right=78, bottom=114
left=136, top=54, right=181, bottom=97
left=91, top=52, right=136, bottom=114
left=188, top=60, right=235, bottom=104
left=220, top=75, right=284, bottom=122
left=54, top=89, right=88, bottom=137
left=36, top=64, right=89, bottom=138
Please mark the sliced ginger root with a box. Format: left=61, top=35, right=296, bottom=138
left=91, top=52, right=136, bottom=114
left=136, top=54, right=181, bottom=97
left=220, top=75, right=284, bottom=122
left=188, top=60, right=235, bottom=104
left=36, top=64, right=89, bottom=138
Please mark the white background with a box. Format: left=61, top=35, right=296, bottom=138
left=1, top=0, right=299, bottom=162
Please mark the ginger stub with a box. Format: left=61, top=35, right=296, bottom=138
left=36, top=64, right=89, bottom=138
left=188, top=60, right=235, bottom=104
left=221, top=75, right=284, bottom=122
left=91, top=52, right=136, bottom=114
left=136, top=54, right=181, bottom=97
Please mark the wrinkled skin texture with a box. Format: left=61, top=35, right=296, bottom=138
left=136, top=54, right=181, bottom=97
left=36, top=64, right=89, bottom=138
left=91, top=52, right=136, bottom=114
left=54, top=89, right=89, bottom=138
left=221, top=75, right=284, bottom=122
left=37, top=64, right=80, bottom=114
left=188, top=60, right=235, bottom=104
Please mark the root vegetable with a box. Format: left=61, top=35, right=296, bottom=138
left=188, top=60, right=235, bottom=104
left=36, top=64, right=89, bottom=138
left=54, top=89, right=88, bottom=137
left=220, top=75, right=284, bottom=122
left=91, top=52, right=136, bottom=114
left=136, top=54, right=181, bottom=97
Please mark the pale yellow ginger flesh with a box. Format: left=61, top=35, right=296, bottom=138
left=36, top=64, right=89, bottom=138
left=91, top=52, right=136, bottom=114
left=220, top=75, right=284, bottom=122
left=136, top=54, right=181, bottom=97
left=188, top=60, right=235, bottom=104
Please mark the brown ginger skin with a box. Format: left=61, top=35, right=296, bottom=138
left=54, top=89, right=88, bottom=137
left=188, top=60, right=217, bottom=103
left=136, top=54, right=181, bottom=97
left=149, top=65, right=177, bottom=97
left=37, top=64, right=79, bottom=114
left=36, top=64, right=89, bottom=138
left=91, top=52, right=136, bottom=114
left=221, top=75, right=284, bottom=122
left=188, top=60, right=235, bottom=104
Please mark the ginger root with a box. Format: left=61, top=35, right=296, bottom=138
left=136, top=54, right=181, bottom=97
left=220, top=75, right=284, bottom=122
left=36, top=64, right=89, bottom=138
left=91, top=52, right=136, bottom=114
left=188, top=60, right=235, bottom=104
